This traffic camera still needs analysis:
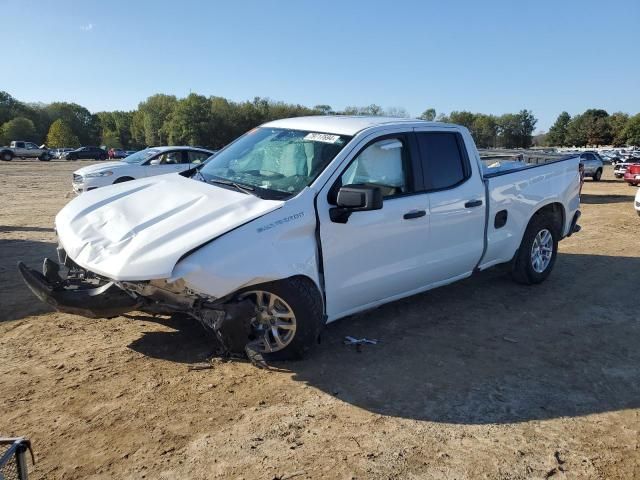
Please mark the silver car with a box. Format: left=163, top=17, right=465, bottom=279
left=579, top=152, right=604, bottom=181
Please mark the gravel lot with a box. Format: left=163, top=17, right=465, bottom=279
left=1, top=160, right=639, bottom=479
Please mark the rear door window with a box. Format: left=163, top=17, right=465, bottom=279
left=416, top=132, right=469, bottom=190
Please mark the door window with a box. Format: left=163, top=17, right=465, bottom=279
left=157, top=151, right=182, bottom=164
left=416, top=132, right=469, bottom=190
left=340, top=138, right=409, bottom=198
left=187, top=150, right=211, bottom=164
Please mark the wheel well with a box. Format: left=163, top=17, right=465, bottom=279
left=531, top=202, right=565, bottom=235
left=113, top=176, right=135, bottom=184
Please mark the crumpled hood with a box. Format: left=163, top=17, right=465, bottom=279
left=74, top=161, right=126, bottom=175
left=56, top=174, right=283, bottom=280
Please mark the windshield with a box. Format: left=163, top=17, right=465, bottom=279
left=199, top=127, right=351, bottom=198
left=122, top=148, right=161, bottom=164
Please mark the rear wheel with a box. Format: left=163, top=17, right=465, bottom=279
left=593, top=169, right=602, bottom=181
left=512, top=214, right=559, bottom=285
left=238, top=277, right=324, bottom=360
left=1, top=151, right=13, bottom=161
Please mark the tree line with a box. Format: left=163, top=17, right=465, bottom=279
left=1, top=89, right=637, bottom=150
left=545, top=109, right=640, bottom=147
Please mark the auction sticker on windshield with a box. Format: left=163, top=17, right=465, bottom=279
left=304, top=133, right=341, bottom=143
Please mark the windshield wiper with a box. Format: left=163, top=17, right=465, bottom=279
left=208, top=178, right=258, bottom=196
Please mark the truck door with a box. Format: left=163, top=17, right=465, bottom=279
left=318, top=132, right=432, bottom=320
left=413, top=129, right=485, bottom=282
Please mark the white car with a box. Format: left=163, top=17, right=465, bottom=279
left=71, top=146, right=215, bottom=193
left=20, top=116, right=581, bottom=360
left=635, top=188, right=640, bottom=217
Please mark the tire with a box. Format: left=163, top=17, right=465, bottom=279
left=99, top=154, right=107, bottom=161
left=237, top=276, right=324, bottom=360
left=1, top=151, right=13, bottom=161
left=38, top=153, right=51, bottom=161
left=511, top=213, right=559, bottom=285
left=113, top=176, right=134, bottom=184
left=593, top=169, right=602, bottom=181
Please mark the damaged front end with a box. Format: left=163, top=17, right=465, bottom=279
left=18, top=250, right=259, bottom=356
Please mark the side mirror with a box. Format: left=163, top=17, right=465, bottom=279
left=149, top=159, right=160, bottom=165
left=330, top=184, right=383, bottom=223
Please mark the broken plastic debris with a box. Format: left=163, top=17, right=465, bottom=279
left=343, top=336, right=378, bottom=346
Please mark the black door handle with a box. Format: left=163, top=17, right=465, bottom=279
left=464, top=199, right=483, bottom=208
left=403, top=210, right=426, bottom=220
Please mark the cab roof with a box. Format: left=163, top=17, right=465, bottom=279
left=262, top=116, right=452, bottom=136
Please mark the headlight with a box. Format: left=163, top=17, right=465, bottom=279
left=85, top=171, right=113, bottom=178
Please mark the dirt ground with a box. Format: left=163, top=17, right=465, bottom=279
left=1, top=160, right=639, bottom=479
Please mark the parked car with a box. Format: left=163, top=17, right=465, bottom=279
left=0, top=141, right=52, bottom=161
left=71, top=146, right=214, bottom=193
left=108, top=148, right=127, bottom=159
left=624, top=163, right=640, bottom=186
left=62, top=146, right=108, bottom=161
left=635, top=187, right=640, bottom=216
left=614, top=157, right=640, bottom=178
left=578, top=151, right=604, bottom=180
left=19, top=116, right=581, bottom=360
left=52, top=148, right=75, bottom=159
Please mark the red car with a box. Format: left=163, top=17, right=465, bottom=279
left=624, top=163, right=640, bottom=186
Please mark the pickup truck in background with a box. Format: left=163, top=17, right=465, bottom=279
left=0, top=141, right=52, bottom=161
left=19, top=116, right=582, bottom=361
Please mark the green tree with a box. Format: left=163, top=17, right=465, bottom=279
left=167, top=93, right=213, bottom=146
left=471, top=114, right=498, bottom=148
left=313, top=105, right=334, bottom=115
left=580, top=109, right=611, bottom=145
left=419, top=108, right=436, bottom=121
left=45, top=102, right=100, bottom=145
left=608, top=112, right=629, bottom=146
left=0, top=117, right=37, bottom=144
left=137, top=94, right=178, bottom=146
left=46, top=119, right=80, bottom=148
left=546, top=111, right=571, bottom=146
left=623, top=114, right=640, bottom=146
left=448, top=111, right=476, bottom=130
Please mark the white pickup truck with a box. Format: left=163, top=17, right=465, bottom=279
left=19, top=116, right=582, bottom=360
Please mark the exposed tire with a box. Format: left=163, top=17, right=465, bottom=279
left=593, top=169, right=602, bottom=181
left=113, top=176, right=134, bottom=184
left=238, top=276, right=324, bottom=361
left=38, top=153, right=51, bottom=161
left=511, top=213, right=559, bottom=285
left=1, top=151, right=13, bottom=161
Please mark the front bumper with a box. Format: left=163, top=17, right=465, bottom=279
left=18, top=260, right=141, bottom=318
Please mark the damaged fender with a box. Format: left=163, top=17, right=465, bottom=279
left=171, top=194, right=322, bottom=301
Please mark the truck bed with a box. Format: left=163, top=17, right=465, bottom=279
left=477, top=153, right=581, bottom=271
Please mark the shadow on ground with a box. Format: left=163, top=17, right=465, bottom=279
left=580, top=193, right=636, bottom=204
left=0, top=239, right=58, bottom=321
left=0, top=225, right=55, bottom=233
left=126, top=252, right=640, bottom=425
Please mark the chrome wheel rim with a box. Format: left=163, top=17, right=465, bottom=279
left=530, top=228, right=553, bottom=273
left=240, top=290, right=296, bottom=353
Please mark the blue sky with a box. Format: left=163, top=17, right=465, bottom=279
left=4, top=0, right=640, bottom=131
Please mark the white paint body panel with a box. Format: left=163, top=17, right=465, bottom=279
left=52, top=117, right=581, bottom=322
left=56, top=174, right=283, bottom=280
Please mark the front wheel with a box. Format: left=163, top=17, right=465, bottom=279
left=511, top=214, right=559, bottom=285
left=238, top=277, right=324, bottom=360
left=39, top=153, right=51, bottom=161
left=593, top=169, right=602, bottom=181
